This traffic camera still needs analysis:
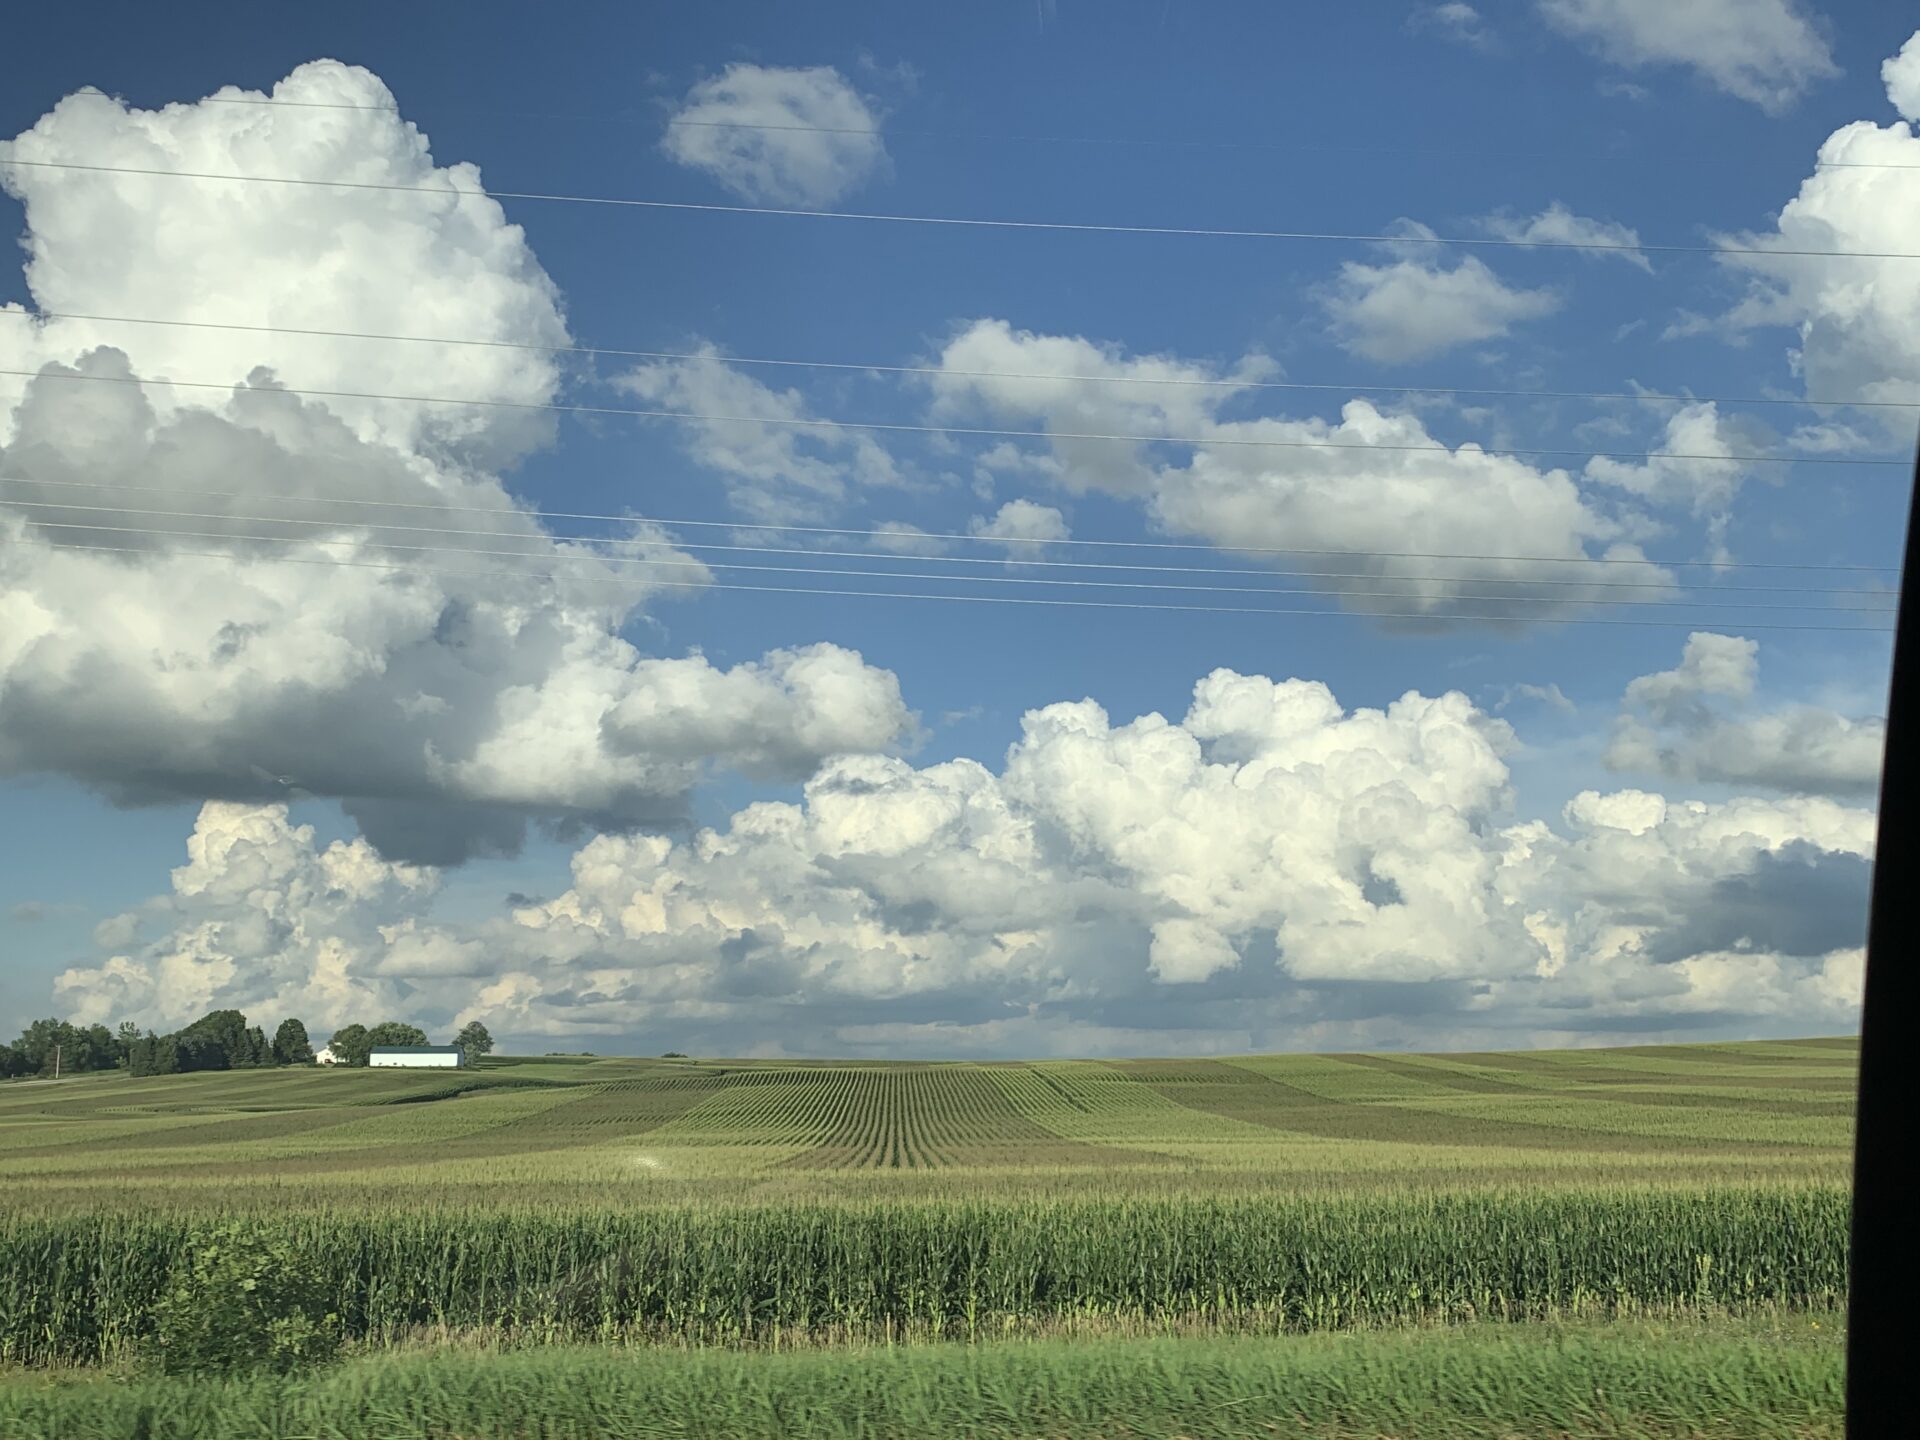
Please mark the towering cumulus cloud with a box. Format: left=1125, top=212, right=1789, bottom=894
left=56, top=669, right=1874, bottom=1054
left=0, top=62, right=911, bottom=862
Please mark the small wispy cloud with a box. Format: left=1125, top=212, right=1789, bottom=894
left=1483, top=202, right=1652, bottom=272
left=869, top=521, right=950, bottom=556
left=1408, top=3, right=1496, bottom=50
left=1491, top=682, right=1576, bottom=714
left=1597, top=76, right=1651, bottom=102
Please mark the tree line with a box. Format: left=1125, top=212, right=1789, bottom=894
left=0, top=1013, right=493, bottom=1078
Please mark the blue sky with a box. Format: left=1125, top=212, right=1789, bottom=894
left=1, top=1, right=1914, bottom=1054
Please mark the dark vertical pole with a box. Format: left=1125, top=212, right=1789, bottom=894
left=1846, top=433, right=1920, bottom=1436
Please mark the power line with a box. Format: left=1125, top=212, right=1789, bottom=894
left=2, top=157, right=1914, bottom=261
left=12, top=309, right=1917, bottom=412
left=0, top=493, right=1897, bottom=598
left=0, top=533, right=1893, bottom=634
left=30, top=515, right=1889, bottom=613
left=4, top=474, right=1895, bottom=573
left=1, top=366, right=1907, bottom=470
left=104, top=90, right=1920, bottom=172
left=11, top=512, right=1893, bottom=614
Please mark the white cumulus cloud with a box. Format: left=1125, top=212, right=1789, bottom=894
left=1322, top=239, right=1560, bottom=363
left=929, top=319, right=1674, bottom=622
left=1582, top=402, right=1756, bottom=551
left=1706, top=31, right=1920, bottom=425
left=0, top=63, right=913, bottom=863
left=0, top=64, right=565, bottom=469
left=969, top=499, right=1070, bottom=551
left=1604, top=633, right=1886, bottom=796
left=1886, top=30, right=1920, bottom=121
left=1536, top=0, right=1838, bottom=113
left=54, top=802, right=429, bottom=1029
left=661, top=64, right=887, bottom=206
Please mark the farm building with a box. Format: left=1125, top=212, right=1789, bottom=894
left=369, top=1045, right=465, bottom=1068
left=313, top=1045, right=338, bottom=1065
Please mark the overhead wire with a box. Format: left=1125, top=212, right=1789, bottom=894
left=5, top=510, right=1895, bottom=615
left=0, top=491, right=1899, bottom=598
left=2, top=157, right=1915, bottom=260
left=75, top=88, right=1920, bottom=172
left=8, top=308, right=1917, bottom=412
left=3, top=474, right=1896, bottom=574
left=0, top=532, right=1893, bottom=634
left=0, top=366, right=1908, bottom=470
left=0, top=125, right=1906, bottom=620
left=0, top=82, right=1894, bottom=821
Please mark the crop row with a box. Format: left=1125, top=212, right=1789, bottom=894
left=0, top=1185, right=1849, bottom=1365
left=657, top=1066, right=1092, bottom=1168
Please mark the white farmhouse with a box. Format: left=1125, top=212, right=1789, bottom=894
left=369, top=1045, right=466, bottom=1069
left=313, top=1045, right=339, bottom=1065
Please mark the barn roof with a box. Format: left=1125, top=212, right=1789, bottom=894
left=369, top=1045, right=464, bottom=1054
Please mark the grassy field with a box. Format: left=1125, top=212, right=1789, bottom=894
left=0, top=1318, right=1846, bottom=1440
left=0, top=1038, right=1857, bottom=1434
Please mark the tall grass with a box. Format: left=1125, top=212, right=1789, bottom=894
left=0, top=1186, right=1849, bottom=1366
left=0, top=1322, right=1845, bottom=1440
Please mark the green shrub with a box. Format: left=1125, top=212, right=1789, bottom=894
left=147, top=1223, right=340, bottom=1376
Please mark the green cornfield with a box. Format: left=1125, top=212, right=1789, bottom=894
left=0, top=1186, right=1853, bottom=1365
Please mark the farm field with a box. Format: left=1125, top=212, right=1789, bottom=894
left=0, top=1036, right=1859, bottom=1211
left=0, top=1038, right=1857, bottom=1436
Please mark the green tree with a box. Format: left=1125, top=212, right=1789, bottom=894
left=272, top=1018, right=314, bottom=1066
left=327, top=1024, right=372, bottom=1067
left=241, top=1024, right=272, bottom=1067
left=80, top=1024, right=117, bottom=1070
left=366, top=1021, right=429, bottom=1048
left=114, top=1021, right=141, bottom=1067
left=0, top=1044, right=20, bottom=1079
left=174, top=1028, right=222, bottom=1072
left=173, top=1009, right=252, bottom=1071
left=454, top=1020, right=494, bottom=1062
left=14, top=1019, right=72, bottom=1075
left=8, top=1019, right=120, bottom=1076
left=126, top=1030, right=181, bottom=1076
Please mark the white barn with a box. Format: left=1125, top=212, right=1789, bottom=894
left=369, top=1045, right=465, bottom=1069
